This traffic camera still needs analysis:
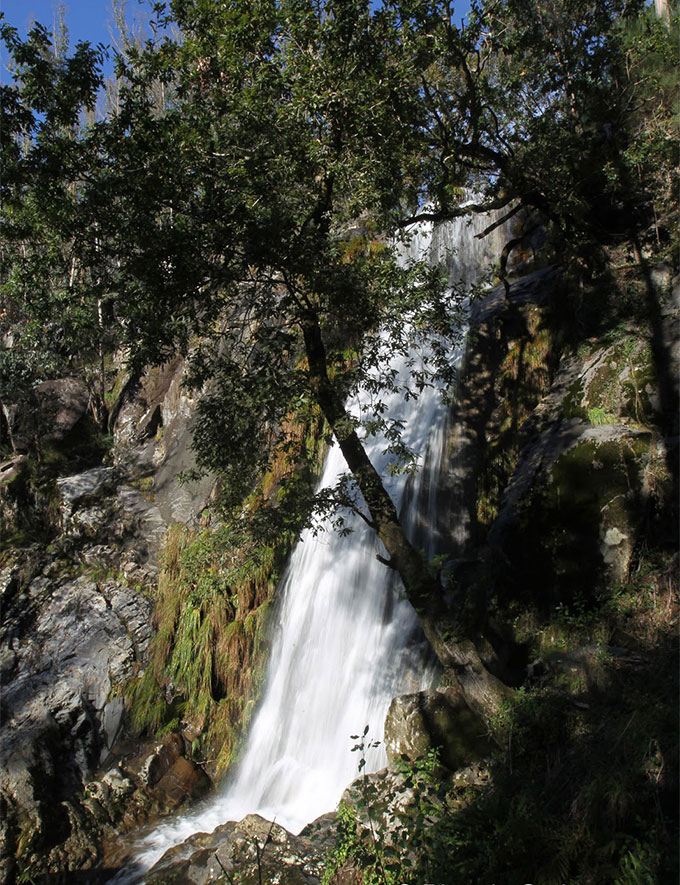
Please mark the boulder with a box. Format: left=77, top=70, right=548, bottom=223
left=384, top=688, right=494, bottom=772
left=144, top=813, right=331, bottom=885
left=152, top=756, right=211, bottom=810
left=3, top=377, right=89, bottom=452
left=141, top=733, right=186, bottom=787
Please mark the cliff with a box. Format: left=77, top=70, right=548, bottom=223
left=0, top=250, right=677, bottom=883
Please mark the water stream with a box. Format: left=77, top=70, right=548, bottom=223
left=119, top=214, right=505, bottom=878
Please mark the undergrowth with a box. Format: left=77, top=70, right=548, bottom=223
left=324, top=551, right=678, bottom=884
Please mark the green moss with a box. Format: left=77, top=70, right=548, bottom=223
left=588, top=406, right=616, bottom=425
left=104, top=368, right=131, bottom=411
left=562, top=376, right=588, bottom=420
left=127, top=491, right=308, bottom=770
left=127, top=668, right=171, bottom=735
left=586, top=356, right=623, bottom=416
left=582, top=334, right=658, bottom=429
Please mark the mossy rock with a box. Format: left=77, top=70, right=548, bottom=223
left=497, top=427, right=655, bottom=611
left=384, top=688, right=494, bottom=772
left=574, top=333, right=658, bottom=428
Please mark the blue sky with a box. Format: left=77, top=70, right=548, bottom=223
left=0, top=0, right=117, bottom=47
left=1, top=1, right=474, bottom=46
left=0, top=0, right=123, bottom=83
left=0, top=0, right=474, bottom=84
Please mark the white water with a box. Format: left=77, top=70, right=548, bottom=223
left=120, top=214, right=502, bottom=879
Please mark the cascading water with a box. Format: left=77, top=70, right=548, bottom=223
left=119, top=212, right=505, bottom=879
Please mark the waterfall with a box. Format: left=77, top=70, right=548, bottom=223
left=120, top=213, right=502, bottom=878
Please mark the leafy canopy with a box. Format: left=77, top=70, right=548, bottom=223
left=1, top=0, right=674, bottom=566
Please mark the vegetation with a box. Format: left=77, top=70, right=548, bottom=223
left=0, top=0, right=676, bottom=880
left=322, top=552, right=677, bottom=884
left=2, top=2, right=676, bottom=671
left=128, top=522, right=282, bottom=769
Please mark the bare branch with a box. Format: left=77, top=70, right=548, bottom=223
left=399, top=194, right=514, bottom=229
left=475, top=201, right=523, bottom=239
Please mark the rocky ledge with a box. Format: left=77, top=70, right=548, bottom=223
left=0, top=355, right=216, bottom=883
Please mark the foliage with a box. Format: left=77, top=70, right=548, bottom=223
left=324, top=552, right=677, bottom=883
left=128, top=520, right=287, bottom=768
left=0, top=17, right=116, bottom=420
left=389, top=0, right=676, bottom=262
left=1, top=0, right=675, bottom=642
left=618, top=5, right=679, bottom=247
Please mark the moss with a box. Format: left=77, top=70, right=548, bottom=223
left=495, top=434, right=652, bottom=621
left=475, top=307, right=556, bottom=532
left=585, top=355, right=624, bottom=416
left=562, top=376, right=588, bottom=420
left=104, top=367, right=131, bottom=412
left=581, top=333, right=659, bottom=429
left=127, top=502, right=305, bottom=771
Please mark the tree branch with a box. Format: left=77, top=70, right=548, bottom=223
left=474, top=201, right=523, bottom=239
left=399, top=194, right=514, bottom=229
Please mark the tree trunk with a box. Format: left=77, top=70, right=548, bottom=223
left=301, top=312, right=511, bottom=719
left=654, top=0, right=671, bottom=26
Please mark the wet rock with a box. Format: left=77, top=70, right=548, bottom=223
left=0, top=355, right=218, bottom=881
left=85, top=766, right=136, bottom=820
left=145, top=813, right=329, bottom=885
left=384, top=688, right=494, bottom=772
left=141, top=734, right=185, bottom=787
left=152, top=756, right=211, bottom=810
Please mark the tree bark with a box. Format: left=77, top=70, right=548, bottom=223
left=301, top=311, right=511, bottom=719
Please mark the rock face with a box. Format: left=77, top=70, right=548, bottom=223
left=0, top=550, right=153, bottom=880
left=0, top=357, right=217, bottom=882
left=384, top=688, right=494, bottom=772
left=2, top=376, right=90, bottom=453
left=445, top=264, right=676, bottom=651
left=112, top=356, right=215, bottom=528
left=485, top=374, right=667, bottom=614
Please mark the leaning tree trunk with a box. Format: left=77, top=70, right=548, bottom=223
left=301, top=312, right=512, bottom=720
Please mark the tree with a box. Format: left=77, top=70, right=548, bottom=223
left=398, top=0, right=673, bottom=262
left=1, top=0, right=672, bottom=712
left=95, top=0, right=501, bottom=697
left=0, top=17, right=111, bottom=423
